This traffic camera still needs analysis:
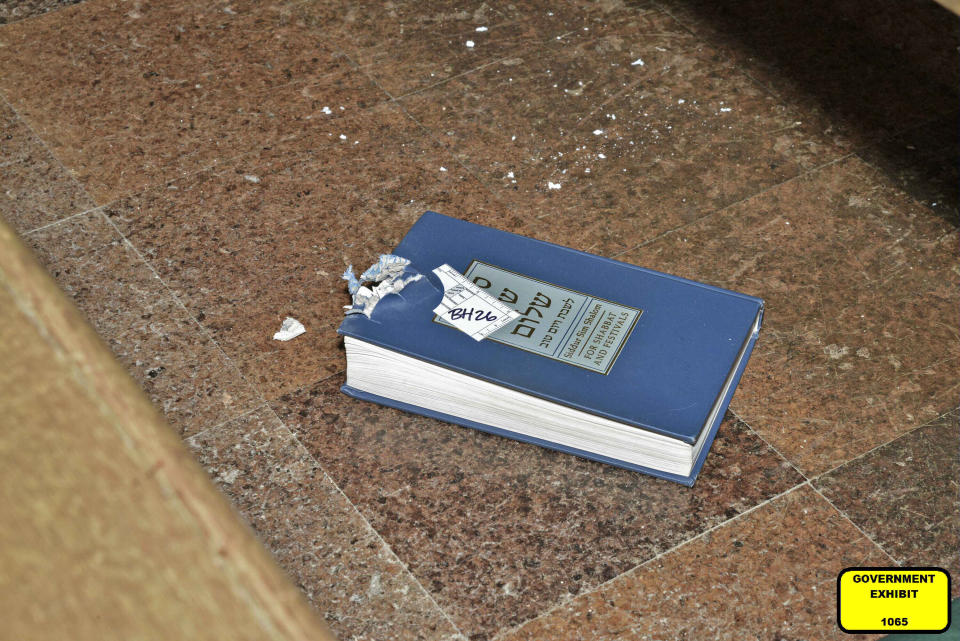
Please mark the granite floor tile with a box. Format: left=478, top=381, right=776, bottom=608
left=25, top=211, right=262, bottom=436
left=398, top=10, right=693, bottom=192
left=104, top=104, right=515, bottom=401
left=856, top=116, right=958, bottom=226
left=0, top=0, right=83, bottom=24
left=187, top=407, right=464, bottom=641
left=619, top=156, right=959, bottom=475
left=402, top=7, right=845, bottom=256
left=286, top=0, right=517, bottom=54
left=0, top=102, right=41, bottom=164
left=351, top=18, right=570, bottom=100
left=0, top=103, right=97, bottom=234
left=658, top=0, right=958, bottom=151
left=815, top=409, right=959, bottom=594
left=288, top=0, right=573, bottom=96
left=0, top=0, right=386, bottom=202
left=273, top=372, right=804, bottom=639
left=497, top=485, right=889, bottom=641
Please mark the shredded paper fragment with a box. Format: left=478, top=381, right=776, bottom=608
left=273, top=317, right=306, bottom=341
left=342, top=254, right=423, bottom=317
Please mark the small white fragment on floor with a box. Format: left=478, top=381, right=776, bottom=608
left=243, top=175, right=260, bottom=183
left=677, top=98, right=685, bottom=104
left=597, top=153, right=606, bottom=159
left=475, top=26, right=488, bottom=32
left=592, top=129, right=604, bottom=135
left=506, top=171, right=515, bottom=178
left=720, top=107, right=732, bottom=112
left=547, top=182, right=561, bottom=190
left=631, top=58, right=644, bottom=66
left=273, top=317, right=306, bottom=342
left=339, top=134, right=347, bottom=140
left=440, top=166, right=448, bottom=172
left=321, top=106, right=332, bottom=114
left=466, top=40, right=475, bottom=48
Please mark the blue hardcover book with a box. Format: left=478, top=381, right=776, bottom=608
left=338, top=211, right=763, bottom=486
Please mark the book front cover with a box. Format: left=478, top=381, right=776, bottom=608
left=339, top=212, right=763, bottom=445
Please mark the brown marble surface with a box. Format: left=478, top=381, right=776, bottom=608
left=103, top=103, right=515, bottom=401
left=274, top=373, right=804, bottom=639
left=497, top=485, right=889, bottom=641
left=26, top=212, right=262, bottom=436
left=2, top=0, right=957, bottom=638
left=0, top=103, right=96, bottom=233
left=856, top=116, right=959, bottom=225
left=621, top=156, right=959, bottom=476
left=187, top=407, right=463, bottom=641
left=401, top=7, right=845, bottom=258
left=659, top=0, right=958, bottom=151
left=815, top=409, right=960, bottom=593
left=0, top=0, right=386, bottom=202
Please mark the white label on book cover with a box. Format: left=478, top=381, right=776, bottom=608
left=436, top=261, right=642, bottom=374
left=432, top=264, right=520, bottom=341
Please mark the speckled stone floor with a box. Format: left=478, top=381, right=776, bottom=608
left=2, top=1, right=957, bottom=639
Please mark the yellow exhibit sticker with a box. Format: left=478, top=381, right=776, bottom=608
left=838, top=567, right=951, bottom=633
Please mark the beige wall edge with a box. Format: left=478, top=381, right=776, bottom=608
left=0, top=218, right=336, bottom=641
left=933, top=0, right=960, bottom=15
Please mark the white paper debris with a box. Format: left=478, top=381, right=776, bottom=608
left=339, top=134, right=347, bottom=140
left=592, top=129, right=604, bottom=135
left=273, top=317, right=306, bottom=341
left=547, top=182, right=561, bottom=190
left=475, top=26, right=488, bottom=32
left=342, top=254, right=423, bottom=317
left=631, top=58, right=645, bottom=66
left=243, top=175, right=260, bottom=183
left=465, top=40, right=475, bottom=48
left=432, top=264, right=519, bottom=341
left=321, top=106, right=332, bottom=114
left=440, top=166, right=448, bottom=172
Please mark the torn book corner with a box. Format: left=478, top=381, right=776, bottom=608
left=342, top=254, right=423, bottom=317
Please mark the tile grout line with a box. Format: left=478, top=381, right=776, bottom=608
left=2, top=75, right=431, bottom=638
left=729, top=408, right=901, bottom=566
left=182, top=403, right=269, bottom=444
left=256, top=404, right=466, bottom=639
left=7, top=55, right=457, bottom=638
left=100, top=202, right=468, bottom=637
left=728, top=407, right=809, bottom=481
left=0, top=90, right=108, bottom=217
left=731, top=406, right=958, bottom=568
left=339, top=47, right=518, bottom=215
left=491, top=408, right=957, bottom=639
left=807, top=482, right=900, bottom=566
left=610, top=150, right=858, bottom=259
left=0, top=1, right=88, bottom=29
left=23, top=204, right=105, bottom=235
left=811, top=407, right=958, bottom=482
left=8, top=7, right=949, bottom=638
left=490, top=481, right=810, bottom=641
